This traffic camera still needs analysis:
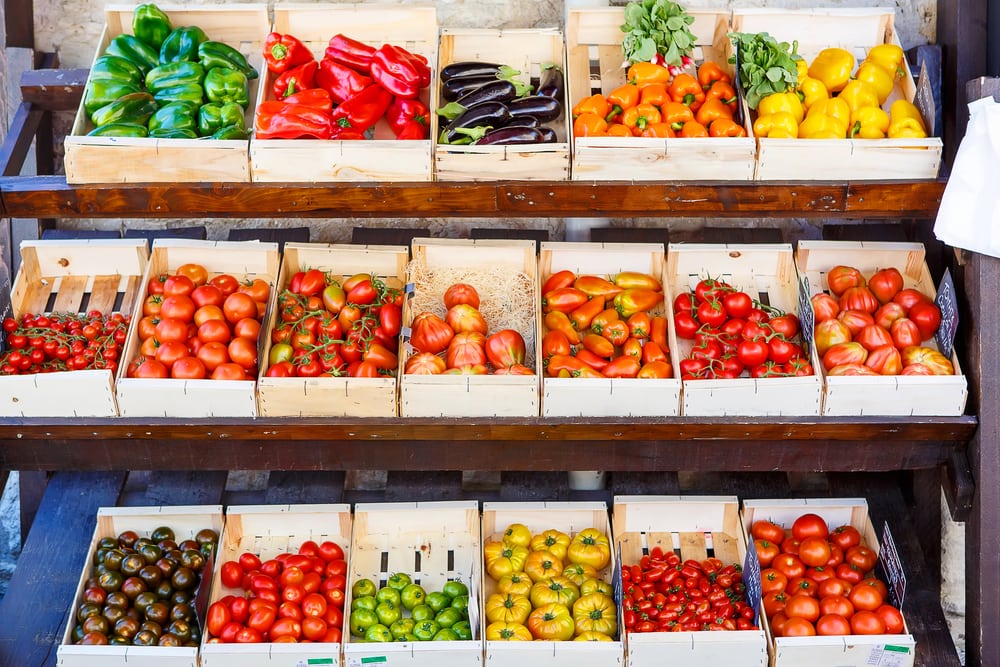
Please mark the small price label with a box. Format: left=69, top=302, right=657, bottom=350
left=935, top=268, right=959, bottom=359
left=798, top=275, right=815, bottom=346
left=743, top=538, right=763, bottom=624
left=877, top=521, right=907, bottom=608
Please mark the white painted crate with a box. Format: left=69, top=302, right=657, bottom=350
left=399, top=239, right=540, bottom=417
left=538, top=242, right=679, bottom=417
left=256, top=243, right=409, bottom=417
left=57, top=505, right=224, bottom=667
left=345, top=501, right=482, bottom=667
left=795, top=240, right=968, bottom=416
left=612, top=496, right=767, bottom=667
left=434, top=29, right=571, bottom=181
left=731, top=8, right=942, bottom=181
left=249, top=4, right=437, bottom=182
left=200, top=504, right=352, bottom=667
left=64, top=4, right=267, bottom=184
left=665, top=244, right=823, bottom=416
left=115, top=239, right=279, bottom=417
left=566, top=9, right=755, bottom=181
left=481, top=502, right=622, bottom=667
left=741, top=499, right=915, bottom=667
left=0, top=239, right=148, bottom=417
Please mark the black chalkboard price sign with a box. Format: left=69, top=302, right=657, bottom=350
left=935, top=268, right=959, bottom=358
left=797, top=275, right=815, bottom=346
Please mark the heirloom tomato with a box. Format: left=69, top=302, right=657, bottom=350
left=443, top=283, right=481, bottom=310
left=524, top=549, right=564, bottom=582
left=901, top=346, right=954, bottom=375
left=822, top=342, right=868, bottom=371
left=567, top=528, right=611, bottom=570
left=874, top=302, right=907, bottom=329
left=485, top=593, right=532, bottom=625
left=826, top=265, right=865, bottom=296
left=405, top=352, right=446, bottom=375
left=839, top=286, right=879, bottom=314
left=867, top=267, right=903, bottom=304
left=572, top=593, right=617, bottom=636
left=446, top=304, right=488, bottom=335
left=527, top=603, right=575, bottom=641
left=446, top=332, right=487, bottom=369
left=907, top=301, right=942, bottom=340
left=810, top=293, right=840, bottom=323
left=892, top=288, right=931, bottom=310
left=865, top=345, right=902, bottom=375
left=890, top=318, right=922, bottom=349
left=485, top=329, right=527, bottom=369
left=855, top=324, right=895, bottom=352
left=410, top=312, right=454, bottom=354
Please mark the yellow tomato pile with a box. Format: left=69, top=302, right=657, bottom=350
left=483, top=523, right=617, bottom=642
left=127, top=263, right=269, bottom=381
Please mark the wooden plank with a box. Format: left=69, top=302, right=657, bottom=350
left=499, top=472, right=569, bottom=500
left=351, top=227, right=429, bottom=246
left=589, top=227, right=670, bottom=244
left=264, top=471, right=346, bottom=504
left=0, top=471, right=124, bottom=666
left=0, top=103, right=43, bottom=177
left=609, top=472, right=680, bottom=496
left=938, top=0, right=990, bottom=168
left=18, top=68, right=87, bottom=111
left=117, top=470, right=229, bottom=507
left=384, top=471, right=463, bottom=502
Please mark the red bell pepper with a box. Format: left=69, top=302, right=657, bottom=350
left=325, top=34, right=376, bottom=74
left=331, top=84, right=392, bottom=133
left=255, top=100, right=333, bottom=139
left=316, top=57, right=373, bottom=104
left=369, top=44, right=431, bottom=99
left=331, top=126, right=366, bottom=140
left=272, top=60, right=318, bottom=99
left=396, top=120, right=427, bottom=140
left=263, top=32, right=314, bottom=74
left=282, top=87, right=333, bottom=112
left=386, top=97, right=429, bottom=137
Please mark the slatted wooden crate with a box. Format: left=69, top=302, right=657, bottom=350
left=481, top=501, right=621, bottom=667
left=795, top=241, right=967, bottom=416
left=741, top=499, right=915, bottom=667
left=115, top=239, right=279, bottom=418
left=566, top=8, right=755, bottom=181
left=537, top=242, right=680, bottom=417
left=612, top=496, right=767, bottom=667
left=434, top=29, right=571, bottom=181
left=200, top=504, right=352, bottom=667
left=731, top=8, right=942, bottom=180
left=345, top=501, right=481, bottom=667
left=1, top=239, right=148, bottom=417
left=665, top=244, right=823, bottom=416
left=57, top=505, right=224, bottom=667
left=399, top=239, right=540, bottom=417
left=64, top=4, right=267, bottom=184
left=256, top=242, right=408, bottom=417
left=249, top=4, right=437, bottom=182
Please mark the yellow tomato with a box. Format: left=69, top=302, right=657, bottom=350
left=524, top=549, right=563, bottom=583
left=496, top=572, right=533, bottom=597
left=530, top=529, right=571, bottom=561
left=485, top=592, right=532, bottom=625
left=527, top=603, right=575, bottom=641
left=486, top=621, right=532, bottom=641
left=567, top=528, right=611, bottom=570
left=561, top=562, right=599, bottom=587
left=529, top=575, right=580, bottom=608
left=575, top=631, right=613, bottom=641
left=580, top=577, right=613, bottom=598
left=485, top=540, right=529, bottom=580
left=572, top=592, right=618, bottom=637
left=502, top=523, right=532, bottom=548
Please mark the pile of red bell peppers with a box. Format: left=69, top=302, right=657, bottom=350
left=255, top=32, right=431, bottom=140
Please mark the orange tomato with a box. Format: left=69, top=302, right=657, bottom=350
left=177, top=263, right=209, bottom=286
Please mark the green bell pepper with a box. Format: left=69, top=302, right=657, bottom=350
left=198, top=41, right=258, bottom=80
left=152, top=83, right=204, bottom=106
left=145, top=61, right=205, bottom=94
left=90, top=91, right=157, bottom=128
left=149, top=127, right=198, bottom=138
left=87, top=122, right=148, bottom=137
left=84, top=79, right=142, bottom=118
left=211, top=124, right=248, bottom=140
left=90, top=55, right=143, bottom=86
left=105, top=34, right=160, bottom=75
left=148, top=100, right=199, bottom=135
left=204, top=67, right=249, bottom=108
left=132, top=3, right=173, bottom=50
left=198, top=101, right=244, bottom=136
left=159, top=26, right=209, bottom=64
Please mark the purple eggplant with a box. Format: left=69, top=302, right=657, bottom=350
left=441, top=61, right=513, bottom=81
left=454, top=80, right=517, bottom=109
left=442, top=74, right=501, bottom=101
left=537, top=65, right=564, bottom=101
left=439, top=101, right=511, bottom=144
left=475, top=126, right=546, bottom=145
left=502, top=115, right=542, bottom=129
left=507, top=96, right=562, bottom=122
left=537, top=126, right=558, bottom=143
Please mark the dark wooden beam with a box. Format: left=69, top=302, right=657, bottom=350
left=0, top=102, right=44, bottom=177
left=3, top=0, right=33, bottom=49
left=938, top=0, right=989, bottom=169
left=19, top=68, right=88, bottom=111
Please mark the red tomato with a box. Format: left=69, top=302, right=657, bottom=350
left=163, top=274, right=195, bottom=297
left=155, top=341, right=190, bottom=370
left=198, top=319, right=232, bottom=344
left=197, top=341, right=230, bottom=371
left=874, top=302, right=907, bottom=330
left=829, top=525, right=862, bottom=550
left=301, top=616, right=328, bottom=641
left=781, top=617, right=816, bottom=637
left=816, top=613, right=852, bottom=636
left=817, top=577, right=853, bottom=598
left=798, top=537, right=832, bottom=568
left=848, top=582, right=884, bottom=611
left=177, top=263, right=208, bottom=287
left=865, top=345, right=902, bottom=375
left=206, top=601, right=231, bottom=637
left=850, top=610, right=886, bottom=635
left=160, top=295, right=196, bottom=322
left=819, top=594, right=854, bottom=618
left=875, top=604, right=905, bottom=634
left=234, top=627, right=264, bottom=643
left=404, top=352, right=446, bottom=375
left=319, top=542, right=345, bottom=562
left=761, top=569, right=789, bottom=595
left=210, top=274, right=240, bottom=296
left=762, top=591, right=788, bottom=617
left=784, top=593, right=820, bottom=622
left=822, top=342, right=868, bottom=371
left=826, top=265, right=865, bottom=296
left=907, top=301, right=942, bottom=340
left=195, top=304, right=226, bottom=326
left=229, top=596, right=250, bottom=623
left=191, top=284, right=224, bottom=308
left=751, top=520, right=786, bottom=544
left=239, top=552, right=262, bottom=572
left=278, top=601, right=305, bottom=620
left=234, top=317, right=261, bottom=340
left=239, top=278, right=271, bottom=303
left=302, top=593, right=328, bottom=618
left=224, top=292, right=259, bottom=325
left=845, top=545, right=878, bottom=572
left=780, top=537, right=801, bottom=556
left=247, top=605, right=277, bottom=633
left=147, top=274, right=168, bottom=295
left=755, top=539, right=781, bottom=567
left=839, top=285, right=879, bottom=314
left=213, top=362, right=249, bottom=380
left=792, top=513, right=829, bottom=541
left=133, top=358, right=169, bottom=379
left=269, top=617, right=302, bottom=641
left=772, top=554, right=806, bottom=580
left=410, top=312, right=454, bottom=354
left=769, top=314, right=800, bottom=339
left=229, top=336, right=258, bottom=370
left=854, top=324, right=895, bottom=352
left=297, top=270, right=327, bottom=297
left=786, top=577, right=819, bottom=598
left=892, top=288, right=931, bottom=310
left=867, top=267, right=904, bottom=304
left=443, top=283, right=481, bottom=310
left=890, top=318, right=922, bottom=349
left=810, top=292, right=840, bottom=323
left=697, top=299, right=728, bottom=328
left=446, top=332, right=487, bottom=369
left=837, top=309, right=875, bottom=337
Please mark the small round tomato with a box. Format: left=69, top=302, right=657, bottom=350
left=755, top=539, right=781, bottom=568
left=875, top=604, right=905, bottom=634
left=848, top=581, right=884, bottom=611
left=239, top=278, right=270, bottom=303
left=845, top=545, right=878, bottom=572
left=177, top=263, right=209, bottom=287
left=798, top=537, right=832, bottom=568
left=781, top=617, right=816, bottom=637
left=829, top=525, right=862, bottom=551
left=783, top=593, right=820, bottom=622
left=791, top=513, right=829, bottom=541
left=819, top=595, right=854, bottom=618
left=815, top=613, right=852, bottom=636
left=850, top=610, right=886, bottom=635
left=771, top=554, right=805, bottom=580
left=163, top=274, right=195, bottom=298
left=751, top=520, right=786, bottom=545
left=210, top=274, right=240, bottom=297
left=224, top=292, right=259, bottom=325
left=318, top=542, right=344, bottom=562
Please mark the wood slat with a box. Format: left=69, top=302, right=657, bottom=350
left=19, top=68, right=88, bottom=111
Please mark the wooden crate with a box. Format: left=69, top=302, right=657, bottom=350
left=665, top=244, right=823, bottom=416
left=730, top=8, right=942, bottom=181
left=741, top=499, right=915, bottom=667
left=566, top=9, right=755, bottom=181
left=399, top=239, right=540, bottom=417
left=249, top=4, right=437, bottom=182
left=345, top=501, right=481, bottom=667
left=613, top=496, right=767, bottom=667
left=200, top=504, right=352, bottom=667
left=795, top=241, right=968, bottom=416
left=0, top=239, right=148, bottom=417
left=256, top=242, right=409, bottom=417
left=480, top=501, right=621, bottom=667
left=57, top=505, right=224, bottom=667
left=537, top=242, right=680, bottom=417
left=434, top=29, right=571, bottom=181
left=64, top=4, right=267, bottom=184
left=115, top=239, right=280, bottom=418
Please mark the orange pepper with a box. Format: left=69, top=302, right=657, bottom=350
left=606, top=123, right=632, bottom=137
left=668, top=73, right=705, bottom=111
left=572, top=93, right=610, bottom=119
left=708, top=117, right=747, bottom=137
left=704, top=80, right=739, bottom=113
left=679, top=120, right=709, bottom=138
left=621, top=103, right=662, bottom=133
left=639, top=83, right=670, bottom=107
left=606, top=84, right=640, bottom=122
left=660, top=101, right=694, bottom=131
left=695, top=97, right=734, bottom=126
left=639, top=122, right=675, bottom=138
left=626, top=62, right=671, bottom=87
left=697, top=61, right=732, bottom=90
left=573, top=112, right=608, bottom=137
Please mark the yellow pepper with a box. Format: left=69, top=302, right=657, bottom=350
left=799, top=97, right=851, bottom=138
left=855, top=61, right=895, bottom=104
left=808, top=48, right=855, bottom=93
left=797, top=75, right=829, bottom=110
left=758, top=92, right=804, bottom=123
left=753, top=111, right=799, bottom=138
left=626, top=62, right=671, bottom=87
left=865, top=44, right=905, bottom=79
left=838, top=79, right=880, bottom=113
left=888, top=99, right=928, bottom=138
left=850, top=106, right=890, bottom=139
left=795, top=59, right=809, bottom=81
